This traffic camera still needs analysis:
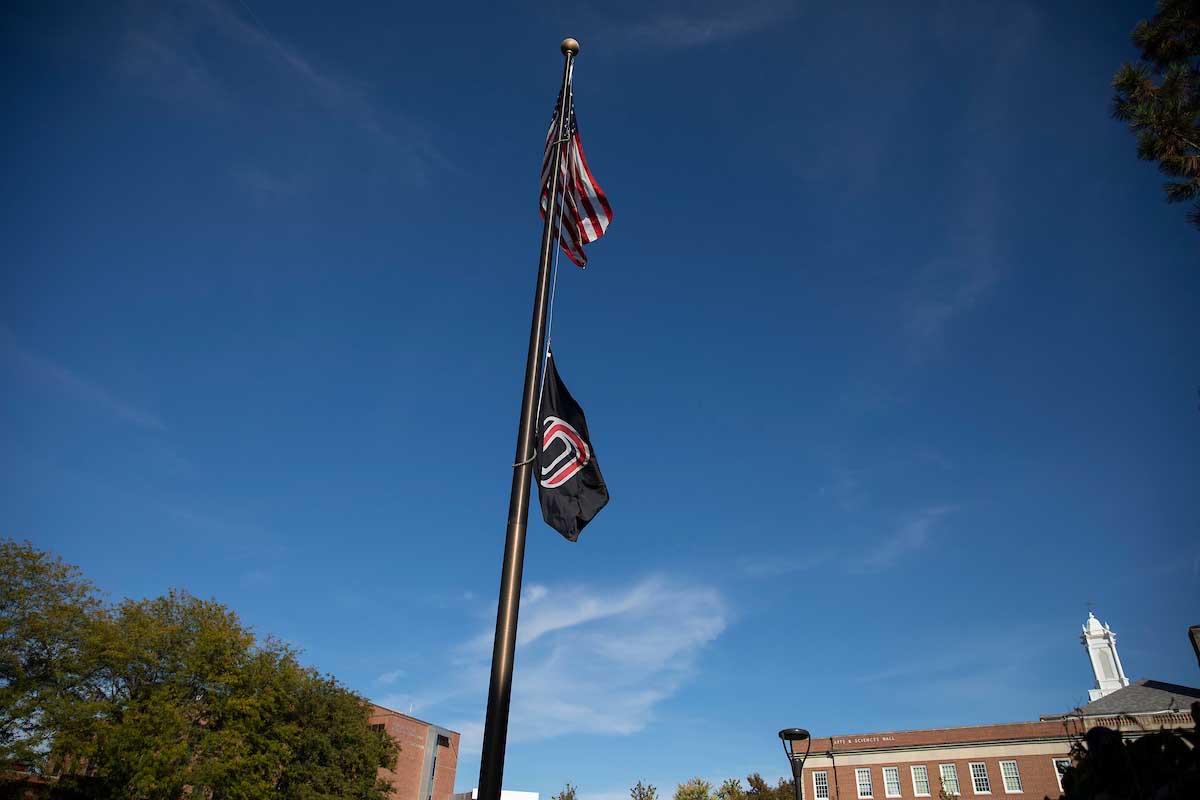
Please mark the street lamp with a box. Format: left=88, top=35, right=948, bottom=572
left=779, top=728, right=812, bottom=800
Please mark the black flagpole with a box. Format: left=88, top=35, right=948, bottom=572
left=476, top=37, right=578, bottom=800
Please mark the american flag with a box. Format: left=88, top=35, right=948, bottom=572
left=540, top=90, right=613, bottom=268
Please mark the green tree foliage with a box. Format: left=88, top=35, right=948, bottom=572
left=553, top=784, right=579, bottom=800
left=0, top=539, right=100, bottom=771
left=632, top=781, right=659, bottom=800
left=1112, top=0, right=1200, bottom=229
left=0, top=540, right=397, bottom=800
left=744, top=773, right=794, bottom=800
left=1057, top=707, right=1200, bottom=800
left=717, top=778, right=745, bottom=800
left=675, top=778, right=714, bottom=800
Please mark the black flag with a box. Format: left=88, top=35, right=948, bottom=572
left=536, top=353, right=608, bottom=541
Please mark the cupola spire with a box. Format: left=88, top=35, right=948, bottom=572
left=1080, top=611, right=1130, bottom=701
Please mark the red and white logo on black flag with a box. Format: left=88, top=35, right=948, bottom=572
left=540, top=415, right=591, bottom=489
left=535, top=353, right=608, bottom=541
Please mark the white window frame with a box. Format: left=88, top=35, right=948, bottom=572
left=1051, top=759, right=1071, bottom=792
left=883, top=767, right=902, bottom=798
left=998, top=761, right=1022, bottom=794
left=911, top=765, right=931, bottom=797
left=939, top=765, right=960, bottom=797
left=968, top=763, right=991, bottom=795
left=856, top=768, right=875, bottom=799
left=813, top=771, right=830, bottom=800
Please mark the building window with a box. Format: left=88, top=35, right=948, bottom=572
left=437, top=734, right=450, bottom=747
left=370, top=723, right=386, bottom=734
left=1052, top=759, right=1071, bottom=792
left=939, top=765, right=960, bottom=796
left=911, top=766, right=930, bottom=797
left=883, top=767, right=901, bottom=798
left=857, top=768, right=874, bottom=799
left=969, top=763, right=990, bottom=794
left=998, top=762, right=1022, bottom=793
left=814, top=771, right=829, bottom=800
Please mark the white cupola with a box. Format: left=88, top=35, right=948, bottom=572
left=1080, top=612, right=1130, bottom=701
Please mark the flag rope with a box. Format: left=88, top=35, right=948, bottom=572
left=513, top=74, right=572, bottom=470
left=536, top=71, right=574, bottom=430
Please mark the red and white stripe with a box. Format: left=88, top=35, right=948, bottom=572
left=539, top=93, right=613, bottom=268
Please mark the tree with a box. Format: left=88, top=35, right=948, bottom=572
left=0, top=540, right=397, bottom=800
left=1057, top=708, right=1200, bottom=799
left=717, top=778, right=745, bottom=800
left=58, top=590, right=397, bottom=800
left=554, top=784, right=579, bottom=800
left=0, top=539, right=100, bottom=773
left=745, top=773, right=794, bottom=800
left=675, top=778, right=714, bottom=800
left=1112, top=0, right=1200, bottom=229
left=632, top=781, right=659, bottom=800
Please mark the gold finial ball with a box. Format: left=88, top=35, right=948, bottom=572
left=561, top=37, right=580, bottom=56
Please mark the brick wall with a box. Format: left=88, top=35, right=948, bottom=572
left=797, top=712, right=1193, bottom=800
left=431, top=729, right=461, bottom=800
left=370, top=705, right=460, bottom=800
left=798, top=720, right=1079, bottom=800
left=805, top=753, right=1070, bottom=800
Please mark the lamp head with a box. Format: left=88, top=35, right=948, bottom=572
left=778, top=728, right=812, bottom=776
left=779, top=728, right=811, bottom=743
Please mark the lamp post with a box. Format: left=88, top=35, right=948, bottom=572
left=779, top=728, right=812, bottom=800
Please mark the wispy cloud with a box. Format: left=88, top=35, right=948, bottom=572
left=231, top=164, right=308, bottom=204
left=375, top=668, right=407, bottom=686
left=737, top=548, right=835, bottom=578
left=818, top=465, right=869, bottom=513
left=851, top=504, right=957, bottom=573
left=398, top=575, right=728, bottom=755
left=1, top=327, right=164, bottom=431
left=196, top=0, right=384, bottom=135
left=854, top=623, right=1065, bottom=711
left=899, top=5, right=1042, bottom=356
left=626, top=0, right=798, bottom=50
left=736, top=504, right=955, bottom=579
left=238, top=567, right=276, bottom=588
left=117, top=0, right=453, bottom=181
left=902, top=249, right=999, bottom=353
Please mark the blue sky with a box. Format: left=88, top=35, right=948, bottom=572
left=2, top=0, right=1198, bottom=797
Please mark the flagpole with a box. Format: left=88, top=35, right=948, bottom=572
left=477, top=37, right=579, bottom=800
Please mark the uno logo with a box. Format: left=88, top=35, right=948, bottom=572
left=540, top=415, right=590, bottom=488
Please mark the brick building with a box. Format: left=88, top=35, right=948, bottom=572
left=797, top=614, right=1198, bottom=800
left=369, top=704, right=460, bottom=800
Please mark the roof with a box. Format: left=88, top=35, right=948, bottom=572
left=1046, top=679, right=1200, bottom=718
left=369, top=701, right=460, bottom=735
left=804, top=718, right=1075, bottom=754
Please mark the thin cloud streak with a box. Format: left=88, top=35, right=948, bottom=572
left=1, top=329, right=164, bottom=431
left=376, top=669, right=406, bottom=686
left=899, top=5, right=1041, bottom=357
left=902, top=252, right=998, bottom=351
left=626, top=0, right=798, bottom=50
left=851, top=504, right=958, bottom=573
left=737, top=549, right=835, bottom=577
left=118, top=0, right=455, bottom=179
left=854, top=625, right=1066, bottom=712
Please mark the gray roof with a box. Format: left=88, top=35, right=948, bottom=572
left=1050, top=679, right=1200, bottom=718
